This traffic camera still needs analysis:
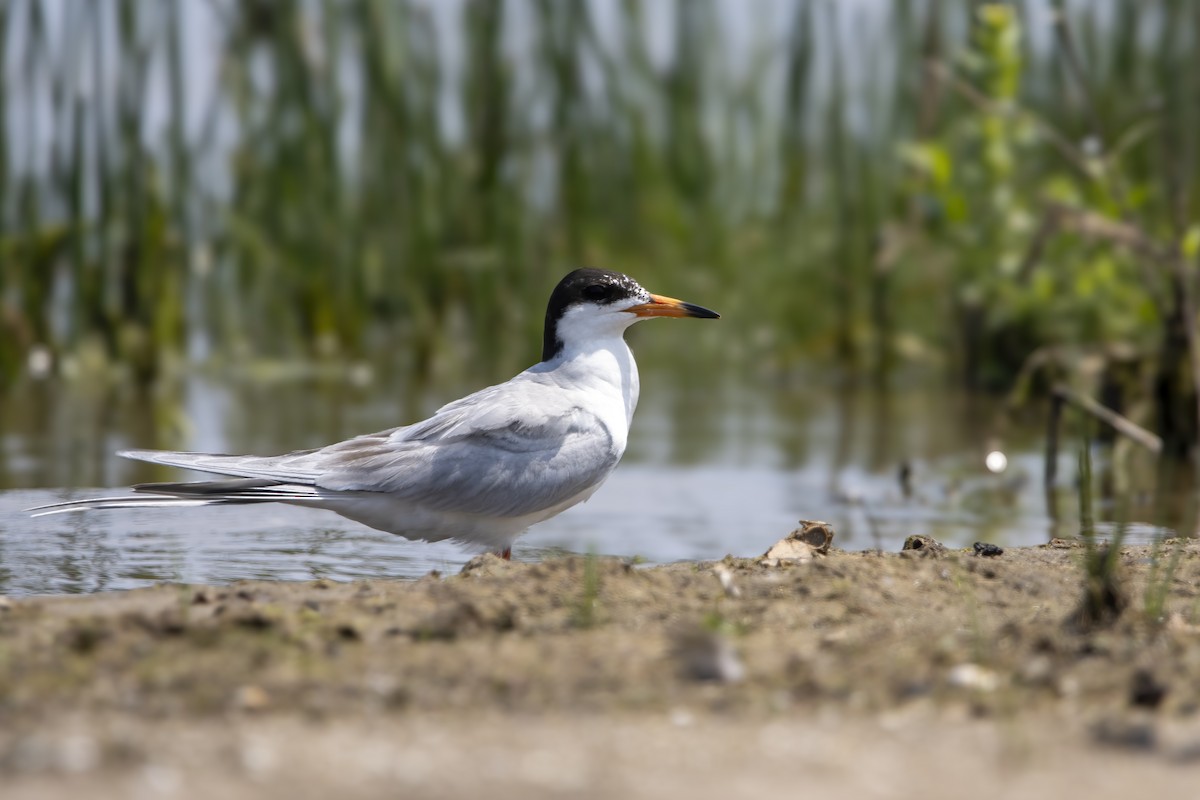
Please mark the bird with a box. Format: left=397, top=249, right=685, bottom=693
left=30, top=268, right=720, bottom=559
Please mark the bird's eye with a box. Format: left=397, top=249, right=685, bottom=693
left=582, top=284, right=609, bottom=301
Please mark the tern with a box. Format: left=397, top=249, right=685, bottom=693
left=31, top=268, right=720, bottom=559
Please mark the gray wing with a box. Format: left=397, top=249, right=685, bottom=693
left=118, top=376, right=622, bottom=519
left=316, top=385, right=622, bottom=518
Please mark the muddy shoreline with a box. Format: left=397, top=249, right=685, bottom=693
left=3, top=540, right=1200, bottom=798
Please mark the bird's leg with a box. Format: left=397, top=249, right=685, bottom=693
left=499, top=547, right=512, bottom=561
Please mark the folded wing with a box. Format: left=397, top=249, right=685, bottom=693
left=38, top=375, right=623, bottom=522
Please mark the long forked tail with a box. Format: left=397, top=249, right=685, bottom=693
left=28, top=478, right=323, bottom=517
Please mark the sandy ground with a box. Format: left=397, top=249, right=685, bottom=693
left=3, top=536, right=1200, bottom=798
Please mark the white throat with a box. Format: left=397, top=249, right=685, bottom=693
left=543, top=305, right=643, bottom=434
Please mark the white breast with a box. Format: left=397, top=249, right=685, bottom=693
left=541, top=336, right=640, bottom=456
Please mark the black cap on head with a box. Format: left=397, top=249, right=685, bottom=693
left=542, top=268, right=647, bottom=361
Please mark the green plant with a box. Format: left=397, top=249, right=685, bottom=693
left=571, top=552, right=601, bottom=629
left=1071, top=438, right=1128, bottom=629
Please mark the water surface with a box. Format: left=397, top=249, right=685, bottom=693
left=0, top=350, right=1180, bottom=596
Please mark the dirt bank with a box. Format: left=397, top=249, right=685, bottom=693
left=3, top=538, right=1200, bottom=798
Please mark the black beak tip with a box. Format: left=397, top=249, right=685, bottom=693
left=687, top=303, right=721, bottom=319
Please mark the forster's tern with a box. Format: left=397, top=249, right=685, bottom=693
left=31, top=269, right=720, bottom=558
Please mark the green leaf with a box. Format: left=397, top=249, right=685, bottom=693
left=899, top=142, right=953, bottom=187
left=1182, top=224, right=1200, bottom=260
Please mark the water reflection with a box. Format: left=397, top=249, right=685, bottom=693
left=0, top=347, right=1186, bottom=596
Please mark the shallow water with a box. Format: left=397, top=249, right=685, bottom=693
left=0, top=350, right=1182, bottom=596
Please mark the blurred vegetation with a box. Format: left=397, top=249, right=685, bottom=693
left=1, top=0, right=1199, bottom=449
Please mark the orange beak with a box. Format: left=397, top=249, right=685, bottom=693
left=627, top=293, right=720, bottom=319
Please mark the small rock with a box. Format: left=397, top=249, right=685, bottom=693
left=236, top=737, right=277, bottom=777
left=1166, top=613, right=1200, bottom=635
left=791, top=520, right=835, bottom=551
left=713, top=567, right=741, bottom=598
left=820, top=628, right=851, bottom=646
left=1170, top=736, right=1200, bottom=764
left=1130, top=668, right=1168, bottom=709
left=235, top=685, right=271, bottom=712
left=903, top=535, right=946, bottom=554
left=947, top=663, right=1000, bottom=692
left=58, top=734, right=100, bottom=774
left=233, top=611, right=275, bottom=631
left=191, top=589, right=212, bottom=605
left=761, top=520, right=835, bottom=566
left=148, top=610, right=187, bottom=636
left=973, top=542, right=1004, bottom=557
left=761, top=540, right=818, bottom=566
left=671, top=627, right=745, bottom=684
left=335, top=623, right=361, bottom=642
left=407, top=601, right=485, bottom=641
left=1017, top=655, right=1056, bottom=688
left=140, top=765, right=182, bottom=794
left=1091, top=715, right=1157, bottom=751
left=669, top=708, right=696, bottom=727
left=63, top=624, right=110, bottom=654
left=1047, top=538, right=1081, bottom=549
